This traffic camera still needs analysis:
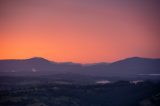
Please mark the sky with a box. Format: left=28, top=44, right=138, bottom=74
left=0, top=0, right=160, bottom=63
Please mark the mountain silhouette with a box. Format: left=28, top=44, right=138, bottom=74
left=0, top=57, right=160, bottom=79
left=0, top=57, right=82, bottom=75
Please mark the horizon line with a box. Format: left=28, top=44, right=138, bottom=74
left=0, top=56, right=160, bottom=64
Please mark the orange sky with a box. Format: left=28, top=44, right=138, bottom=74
left=0, top=0, right=160, bottom=63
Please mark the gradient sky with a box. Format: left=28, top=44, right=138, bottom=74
left=0, top=0, right=160, bottom=63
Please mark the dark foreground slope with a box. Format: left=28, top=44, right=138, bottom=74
left=0, top=81, right=160, bottom=106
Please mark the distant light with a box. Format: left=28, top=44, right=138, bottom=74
left=96, top=80, right=111, bottom=84
left=11, top=70, right=16, bottom=73
left=137, top=74, right=160, bottom=76
left=32, top=68, right=37, bottom=72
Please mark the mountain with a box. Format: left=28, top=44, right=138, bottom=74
left=0, top=57, right=82, bottom=76
left=75, top=57, right=160, bottom=80
left=108, top=57, right=160, bottom=75
left=0, top=57, right=160, bottom=80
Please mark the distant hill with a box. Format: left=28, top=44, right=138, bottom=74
left=0, top=57, right=160, bottom=80
left=0, top=57, right=82, bottom=75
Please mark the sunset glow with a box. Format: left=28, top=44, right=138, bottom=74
left=0, top=0, right=159, bottom=63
